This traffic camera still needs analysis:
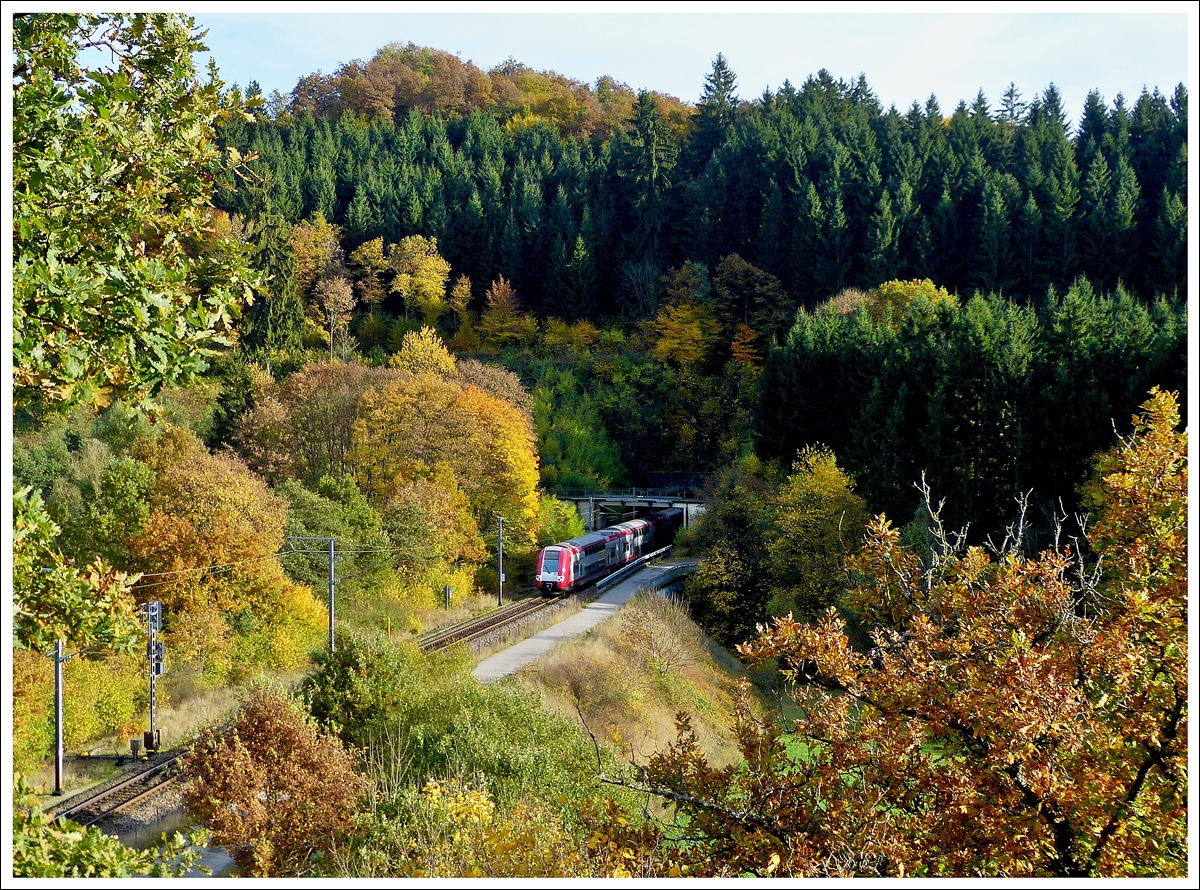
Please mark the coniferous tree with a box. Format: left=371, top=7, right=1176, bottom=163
left=688, top=53, right=739, bottom=174
left=216, top=48, right=1184, bottom=320
left=614, top=91, right=679, bottom=268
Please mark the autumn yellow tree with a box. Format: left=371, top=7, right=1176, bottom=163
left=765, top=446, right=868, bottom=620
left=386, top=467, right=486, bottom=565
left=455, top=384, right=541, bottom=543
left=866, top=278, right=956, bottom=326
left=289, top=213, right=344, bottom=296
left=350, top=375, right=540, bottom=547
left=389, top=326, right=456, bottom=377
left=450, top=274, right=483, bottom=352
left=389, top=234, right=451, bottom=325
left=349, top=236, right=388, bottom=304
left=635, top=389, right=1187, bottom=877
left=455, top=358, right=535, bottom=432
left=647, top=303, right=719, bottom=369
left=448, top=273, right=473, bottom=331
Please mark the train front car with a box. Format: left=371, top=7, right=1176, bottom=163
left=535, top=544, right=572, bottom=594
left=535, top=508, right=685, bottom=594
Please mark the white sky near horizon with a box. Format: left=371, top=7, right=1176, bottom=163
left=193, top=4, right=1192, bottom=126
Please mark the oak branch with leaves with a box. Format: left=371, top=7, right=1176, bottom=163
left=13, top=13, right=261, bottom=418
left=635, top=389, right=1186, bottom=877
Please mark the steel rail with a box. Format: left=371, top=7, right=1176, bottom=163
left=47, top=753, right=184, bottom=826
left=419, top=596, right=555, bottom=652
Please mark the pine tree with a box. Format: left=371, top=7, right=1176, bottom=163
left=867, top=188, right=899, bottom=284
left=1043, top=140, right=1080, bottom=287
left=1015, top=193, right=1043, bottom=297
left=342, top=188, right=379, bottom=246
left=564, top=234, right=598, bottom=319
left=1000, top=82, right=1026, bottom=123
left=240, top=189, right=305, bottom=359
left=1151, top=187, right=1186, bottom=295
left=976, top=175, right=1015, bottom=294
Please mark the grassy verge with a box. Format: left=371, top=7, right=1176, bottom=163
left=515, top=592, right=764, bottom=767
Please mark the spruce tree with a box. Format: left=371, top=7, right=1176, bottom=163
left=688, top=53, right=739, bottom=173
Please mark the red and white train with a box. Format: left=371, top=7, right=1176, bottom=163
left=534, top=509, right=683, bottom=594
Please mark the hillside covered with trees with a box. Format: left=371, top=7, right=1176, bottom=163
left=11, top=12, right=1188, bottom=879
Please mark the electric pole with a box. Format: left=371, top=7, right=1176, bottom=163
left=497, top=517, right=505, bottom=606
left=52, top=639, right=71, bottom=795
left=328, top=537, right=336, bottom=651
left=286, top=536, right=339, bottom=652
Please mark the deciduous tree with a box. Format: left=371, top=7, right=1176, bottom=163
left=13, top=13, right=259, bottom=417
left=234, top=362, right=401, bottom=484
left=389, top=327, right=456, bottom=377
left=130, top=429, right=325, bottom=675
left=351, top=374, right=541, bottom=547
left=289, top=213, right=344, bottom=299
left=389, top=235, right=451, bottom=325
left=184, top=687, right=368, bottom=876
left=765, top=447, right=868, bottom=620
left=639, top=390, right=1187, bottom=878
left=648, top=303, right=719, bottom=369
left=12, top=487, right=141, bottom=653
left=349, top=236, right=389, bottom=305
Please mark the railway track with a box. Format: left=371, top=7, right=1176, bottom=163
left=418, top=594, right=561, bottom=652
left=45, top=753, right=184, bottom=828
left=420, top=554, right=677, bottom=654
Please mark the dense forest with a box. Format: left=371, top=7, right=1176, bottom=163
left=206, top=42, right=1187, bottom=530
left=12, top=13, right=1189, bottom=879
left=216, top=43, right=1187, bottom=319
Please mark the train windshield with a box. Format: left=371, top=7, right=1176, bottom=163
left=542, top=550, right=560, bottom=572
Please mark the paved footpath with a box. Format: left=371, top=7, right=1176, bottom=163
left=472, top=559, right=697, bottom=683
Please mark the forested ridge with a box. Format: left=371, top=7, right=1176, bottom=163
left=217, top=45, right=1187, bottom=318
left=11, top=15, right=1189, bottom=879
left=208, top=44, right=1187, bottom=532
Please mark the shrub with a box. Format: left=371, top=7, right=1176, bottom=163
left=63, top=654, right=147, bottom=748
left=184, top=686, right=368, bottom=877
left=303, top=631, right=614, bottom=810
left=13, top=650, right=54, bottom=773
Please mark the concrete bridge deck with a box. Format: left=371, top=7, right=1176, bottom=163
left=559, top=493, right=707, bottom=531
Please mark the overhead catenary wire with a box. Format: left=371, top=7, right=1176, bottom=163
left=128, top=549, right=310, bottom=590
left=126, top=540, right=422, bottom=591
left=134, top=551, right=300, bottom=579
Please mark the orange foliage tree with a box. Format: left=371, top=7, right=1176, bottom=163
left=130, top=429, right=325, bottom=676
left=184, top=687, right=368, bottom=876
left=632, top=389, right=1186, bottom=877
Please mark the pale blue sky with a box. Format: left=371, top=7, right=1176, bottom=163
left=194, top=6, right=1192, bottom=125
